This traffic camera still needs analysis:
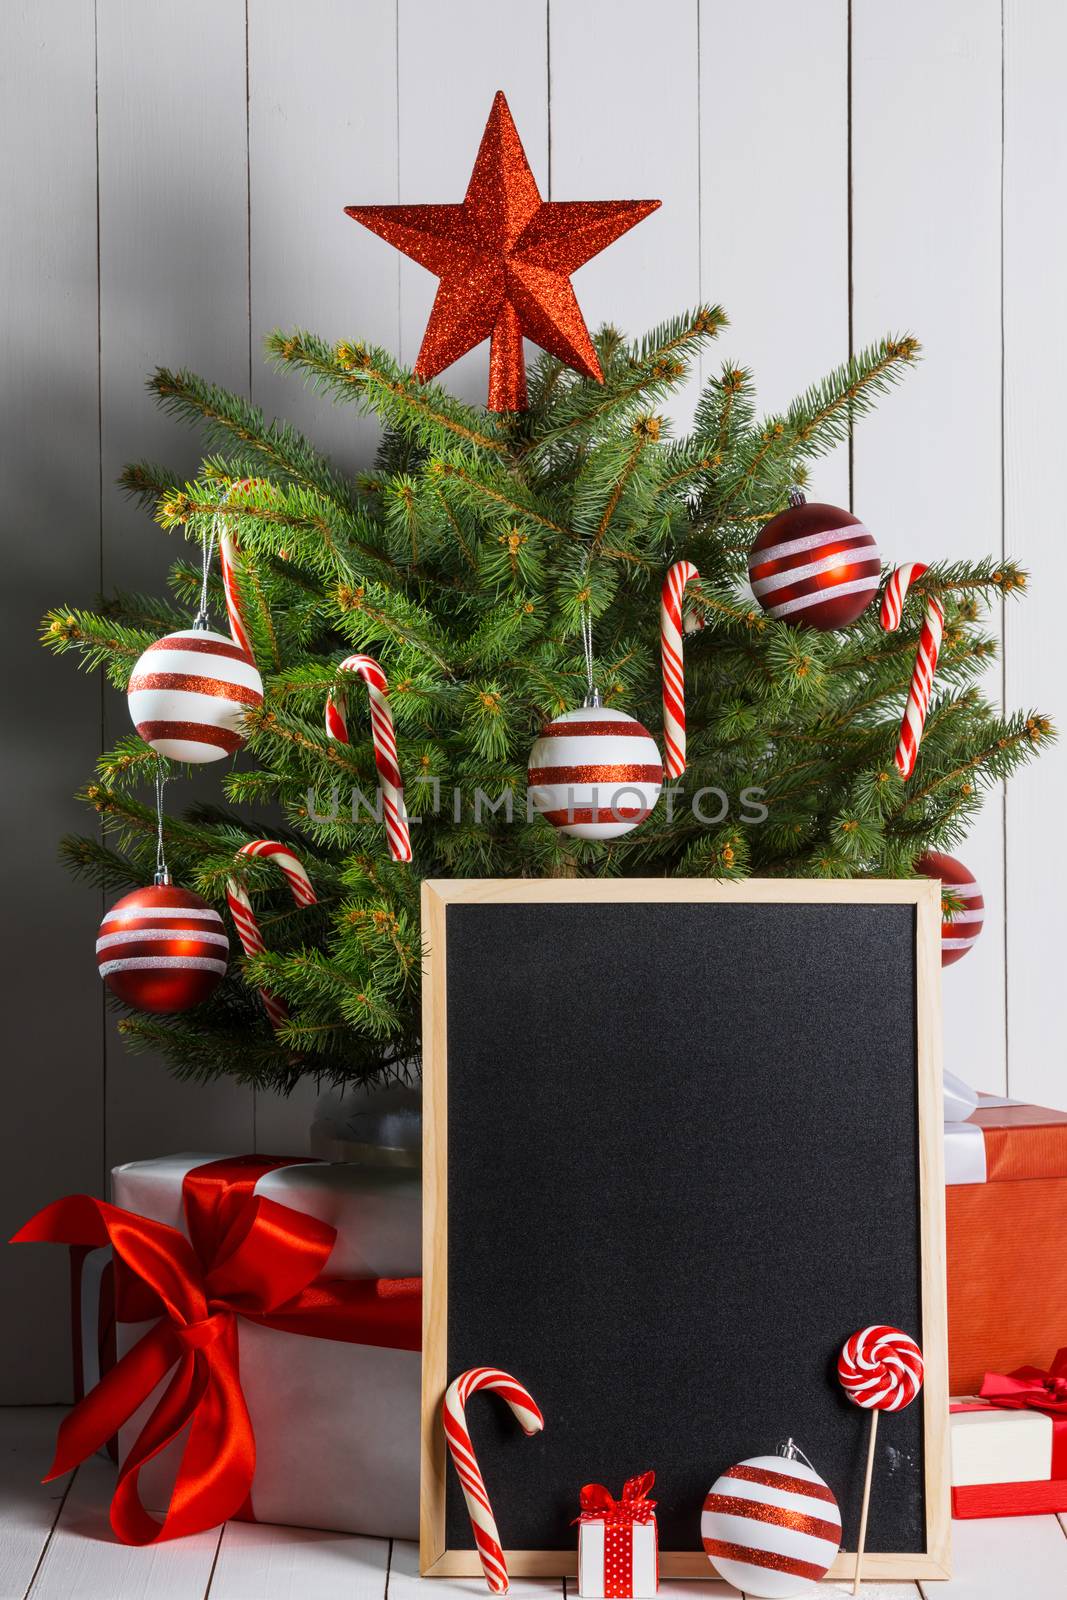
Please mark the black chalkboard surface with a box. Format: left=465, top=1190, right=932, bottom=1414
left=420, top=880, right=950, bottom=1583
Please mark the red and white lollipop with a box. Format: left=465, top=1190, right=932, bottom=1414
left=838, top=1325, right=924, bottom=1594
left=838, top=1324, right=924, bottom=1412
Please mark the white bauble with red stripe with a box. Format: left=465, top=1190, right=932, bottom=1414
left=916, top=850, right=984, bottom=967
left=127, top=628, right=264, bottom=763
left=748, top=498, right=881, bottom=631
left=96, top=882, right=229, bottom=1013
left=527, top=703, right=663, bottom=841
left=701, top=1447, right=842, bottom=1598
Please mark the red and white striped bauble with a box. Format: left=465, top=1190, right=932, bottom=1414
left=748, top=500, right=881, bottom=631
left=127, top=628, right=264, bottom=763
left=701, top=1450, right=842, bottom=1598
left=916, top=851, right=984, bottom=967
left=96, top=883, right=229, bottom=1013
left=527, top=704, right=663, bottom=841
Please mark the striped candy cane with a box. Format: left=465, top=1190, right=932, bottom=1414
left=661, top=560, right=701, bottom=779
left=325, top=655, right=412, bottom=863
left=226, top=840, right=316, bottom=1032
left=213, top=477, right=267, bottom=659
left=442, top=1368, right=544, bottom=1594
left=880, top=563, right=945, bottom=780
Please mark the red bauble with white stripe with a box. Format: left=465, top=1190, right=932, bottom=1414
left=127, top=628, right=264, bottom=763
left=748, top=500, right=881, bottom=631
left=527, top=704, right=663, bottom=841
left=96, top=883, right=229, bottom=1013
left=701, top=1449, right=842, bottom=1598
left=916, top=850, right=985, bottom=967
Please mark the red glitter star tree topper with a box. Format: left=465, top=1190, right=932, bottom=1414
left=346, top=92, right=660, bottom=411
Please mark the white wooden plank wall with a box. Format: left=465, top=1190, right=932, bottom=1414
left=96, top=0, right=257, bottom=1169
left=1002, top=0, right=1067, bottom=1110
left=700, top=1, right=851, bottom=505
left=0, top=0, right=104, bottom=1405
left=550, top=0, right=702, bottom=423
left=2, top=0, right=1064, bottom=1399
left=851, top=0, right=1008, bottom=1094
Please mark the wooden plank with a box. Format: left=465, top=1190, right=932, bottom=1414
left=567, top=1585, right=732, bottom=1599
left=96, top=0, right=255, bottom=1165
left=0, top=0, right=104, bottom=1404
left=0, top=1409, right=69, bottom=1600
left=919, top=1513, right=1067, bottom=1599
left=208, top=1521, right=388, bottom=1600
left=699, top=0, right=850, bottom=501
left=27, top=1454, right=220, bottom=1600
left=823, top=1584, right=921, bottom=1600
left=550, top=0, right=701, bottom=423
left=580, top=1582, right=732, bottom=1598
left=248, top=0, right=400, bottom=476
left=851, top=0, right=1006, bottom=1092
left=395, top=0, right=549, bottom=408
left=422, top=875, right=938, bottom=904
left=1002, top=0, right=1067, bottom=1110
left=393, top=1538, right=562, bottom=1599
left=419, top=880, right=448, bottom=1573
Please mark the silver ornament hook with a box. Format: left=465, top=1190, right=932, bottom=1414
left=575, top=550, right=601, bottom=707
left=778, top=1437, right=818, bottom=1473
left=579, top=592, right=596, bottom=705
left=788, top=484, right=806, bottom=508
left=153, top=758, right=171, bottom=886
left=194, top=518, right=219, bottom=631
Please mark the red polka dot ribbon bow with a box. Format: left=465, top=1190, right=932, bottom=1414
left=577, top=1470, right=657, bottom=1522
left=576, top=1472, right=657, bottom=1600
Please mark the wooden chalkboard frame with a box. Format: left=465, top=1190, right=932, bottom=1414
left=420, top=878, right=950, bottom=1583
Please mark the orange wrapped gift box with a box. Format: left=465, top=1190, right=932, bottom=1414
left=946, top=1097, right=1067, bottom=1395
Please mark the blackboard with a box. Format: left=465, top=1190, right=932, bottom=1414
left=420, top=880, right=950, bottom=1584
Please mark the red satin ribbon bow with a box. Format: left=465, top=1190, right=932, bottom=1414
left=979, top=1349, right=1067, bottom=1478
left=12, top=1156, right=421, bottom=1546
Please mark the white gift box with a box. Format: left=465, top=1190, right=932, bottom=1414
left=949, top=1396, right=1067, bottom=1518
left=576, top=1480, right=659, bottom=1600
left=951, top=1399, right=1053, bottom=1487
left=578, top=1518, right=658, bottom=1598
left=112, top=1152, right=421, bottom=1538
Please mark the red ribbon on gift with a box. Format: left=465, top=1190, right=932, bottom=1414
left=979, top=1348, right=1067, bottom=1478
left=576, top=1472, right=657, bottom=1600
left=12, top=1156, right=421, bottom=1547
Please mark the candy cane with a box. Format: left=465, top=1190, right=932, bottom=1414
left=325, top=655, right=412, bottom=863
left=880, top=563, right=945, bottom=780
left=225, top=840, right=316, bottom=1032
left=214, top=478, right=263, bottom=659
left=442, top=1367, right=544, bottom=1594
left=660, top=560, right=701, bottom=780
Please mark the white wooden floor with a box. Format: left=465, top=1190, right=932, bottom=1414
left=3, top=1410, right=1066, bottom=1600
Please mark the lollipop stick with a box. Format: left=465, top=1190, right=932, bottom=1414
left=852, top=1409, right=879, bottom=1596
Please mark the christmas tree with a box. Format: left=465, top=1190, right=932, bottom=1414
left=43, top=311, right=1051, bottom=1093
